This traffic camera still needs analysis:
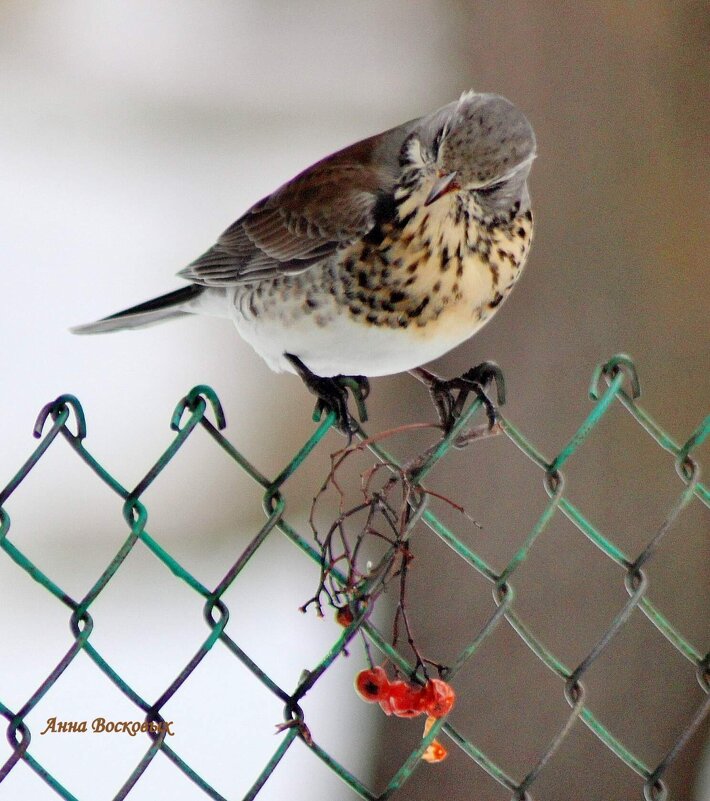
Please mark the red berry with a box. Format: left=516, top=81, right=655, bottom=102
left=335, top=606, right=354, bottom=627
left=422, top=679, right=455, bottom=718
left=377, top=678, right=403, bottom=715
left=355, top=666, right=388, bottom=702
left=378, top=694, right=394, bottom=716
left=385, top=680, right=425, bottom=718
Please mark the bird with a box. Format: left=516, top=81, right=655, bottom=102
left=72, top=91, right=536, bottom=434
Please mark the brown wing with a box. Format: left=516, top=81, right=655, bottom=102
left=178, top=122, right=417, bottom=286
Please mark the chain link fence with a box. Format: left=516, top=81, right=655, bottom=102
left=0, top=354, right=707, bottom=800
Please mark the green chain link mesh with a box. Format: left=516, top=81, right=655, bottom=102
left=0, top=354, right=707, bottom=801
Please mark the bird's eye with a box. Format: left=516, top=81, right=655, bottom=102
left=476, top=179, right=506, bottom=196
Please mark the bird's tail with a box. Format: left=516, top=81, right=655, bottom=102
left=71, top=285, right=205, bottom=335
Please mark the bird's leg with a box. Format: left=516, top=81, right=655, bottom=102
left=410, top=361, right=505, bottom=433
left=285, top=353, right=370, bottom=437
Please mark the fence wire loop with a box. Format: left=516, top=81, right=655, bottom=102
left=493, top=580, right=514, bottom=604
left=643, top=778, right=668, bottom=801
left=543, top=467, right=564, bottom=496
left=678, top=415, right=710, bottom=467
left=68, top=609, right=93, bottom=641
left=589, top=353, right=641, bottom=401
left=204, top=597, right=230, bottom=630
left=171, top=385, right=227, bottom=432
left=6, top=716, right=30, bottom=755
left=675, top=453, right=698, bottom=485
left=122, top=497, right=148, bottom=529
left=282, top=699, right=310, bottom=740
left=33, top=394, right=87, bottom=440
left=624, top=567, right=646, bottom=595
left=0, top=354, right=707, bottom=801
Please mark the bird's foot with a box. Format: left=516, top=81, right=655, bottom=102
left=412, top=361, right=505, bottom=434
left=312, top=374, right=370, bottom=437
left=285, top=353, right=370, bottom=438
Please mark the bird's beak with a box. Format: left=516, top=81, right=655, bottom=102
left=424, top=172, right=459, bottom=206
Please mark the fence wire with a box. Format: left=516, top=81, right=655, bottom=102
left=0, top=354, right=707, bottom=801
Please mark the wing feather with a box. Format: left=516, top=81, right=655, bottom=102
left=178, top=121, right=417, bottom=286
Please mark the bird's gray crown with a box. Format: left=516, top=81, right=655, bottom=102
left=429, top=91, right=536, bottom=190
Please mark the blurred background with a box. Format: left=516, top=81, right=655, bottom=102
left=0, top=1, right=707, bottom=799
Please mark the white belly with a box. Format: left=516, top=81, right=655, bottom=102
left=228, top=293, right=483, bottom=377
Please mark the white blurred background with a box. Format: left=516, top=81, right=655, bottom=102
left=0, top=2, right=707, bottom=800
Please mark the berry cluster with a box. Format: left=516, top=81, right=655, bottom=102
left=355, top=667, right=455, bottom=718
left=354, top=666, right=454, bottom=763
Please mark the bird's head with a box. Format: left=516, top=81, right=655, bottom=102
left=422, top=91, right=536, bottom=209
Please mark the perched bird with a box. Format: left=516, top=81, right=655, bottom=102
left=73, top=91, right=536, bottom=432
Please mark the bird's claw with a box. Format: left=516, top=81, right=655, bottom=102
left=285, top=353, right=369, bottom=439
left=312, top=375, right=369, bottom=439
left=337, top=375, right=370, bottom=424
left=429, top=361, right=505, bottom=433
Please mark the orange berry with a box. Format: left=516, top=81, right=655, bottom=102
left=385, top=680, right=426, bottom=718
left=422, top=714, right=448, bottom=763
left=355, top=666, right=388, bottom=702
left=422, top=740, right=448, bottom=763
left=378, top=694, right=394, bottom=715
left=422, top=678, right=455, bottom=718
left=335, top=606, right=354, bottom=627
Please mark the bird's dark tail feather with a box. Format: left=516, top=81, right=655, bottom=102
left=70, top=285, right=205, bottom=335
